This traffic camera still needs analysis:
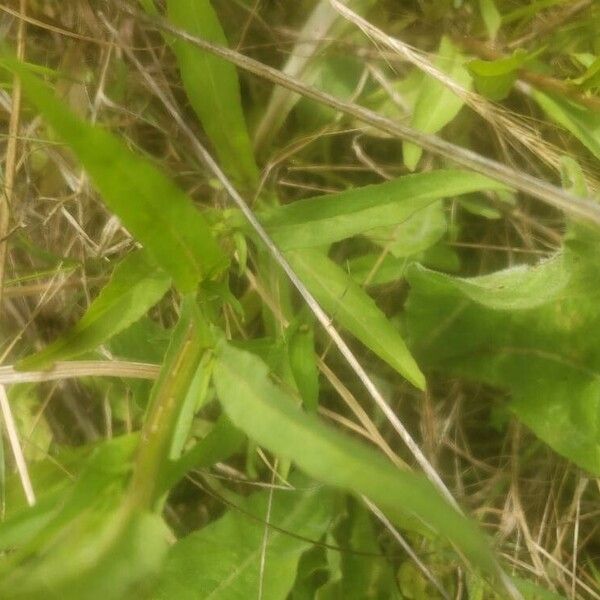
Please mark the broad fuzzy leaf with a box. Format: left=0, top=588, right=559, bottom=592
left=213, top=341, right=499, bottom=579
left=19, top=250, right=171, bottom=370
left=405, top=238, right=600, bottom=474
left=166, top=0, right=259, bottom=187
left=1, top=59, right=227, bottom=292
left=154, top=473, right=334, bottom=600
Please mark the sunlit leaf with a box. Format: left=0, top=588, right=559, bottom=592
left=213, top=341, right=499, bottom=578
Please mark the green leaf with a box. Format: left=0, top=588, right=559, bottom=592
left=340, top=505, right=400, bottom=599
left=18, top=250, right=171, bottom=370
left=347, top=253, right=410, bottom=286
left=253, top=0, right=376, bottom=151
left=0, top=437, right=168, bottom=600
left=287, top=319, right=320, bottom=412
left=405, top=238, right=600, bottom=474
left=468, top=50, right=530, bottom=100
left=531, top=90, right=600, bottom=161
left=513, top=577, right=566, bottom=600
left=478, top=0, right=501, bottom=41
left=166, top=0, right=259, bottom=187
left=408, top=255, right=569, bottom=310
left=404, top=37, right=472, bottom=170
left=262, top=170, right=506, bottom=251
left=213, top=341, right=499, bottom=579
left=365, top=200, right=447, bottom=258
left=154, top=473, right=334, bottom=600
left=286, top=248, right=425, bottom=390
left=1, top=58, right=227, bottom=292
left=160, top=415, right=245, bottom=493
left=138, top=0, right=159, bottom=15
left=572, top=55, right=600, bottom=92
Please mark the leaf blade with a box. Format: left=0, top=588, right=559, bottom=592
left=287, top=248, right=425, bottom=389
left=166, top=0, right=259, bottom=187
left=19, top=251, right=171, bottom=370
left=262, top=170, right=506, bottom=251
left=403, top=38, right=472, bottom=170
left=3, top=58, right=227, bottom=292
left=213, top=342, right=499, bottom=579
left=154, top=473, right=334, bottom=600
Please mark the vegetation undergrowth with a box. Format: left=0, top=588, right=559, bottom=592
left=0, top=1, right=598, bottom=598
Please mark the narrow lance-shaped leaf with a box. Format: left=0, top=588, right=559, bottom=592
left=261, top=170, right=506, bottom=251
left=166, top=0, right=259, bottom=187
left=18, top=250, right=171, bottom=370
left=213, top=341, right=500, bottom=580
left=159, top=415, right=245, bottom=494
left=287, top=321, right=320, bottom=412
left=253, top=0, right=376, bottom=152
left=478, top=0, right=501, bottom=41
left=0, top=57, right=228, bottom=292
left=286, top=248, right=425, bottom=390
left=531, top=89, right=600, bottom=161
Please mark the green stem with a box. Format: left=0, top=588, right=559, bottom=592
left=128, top=299, right=209, bottom=510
